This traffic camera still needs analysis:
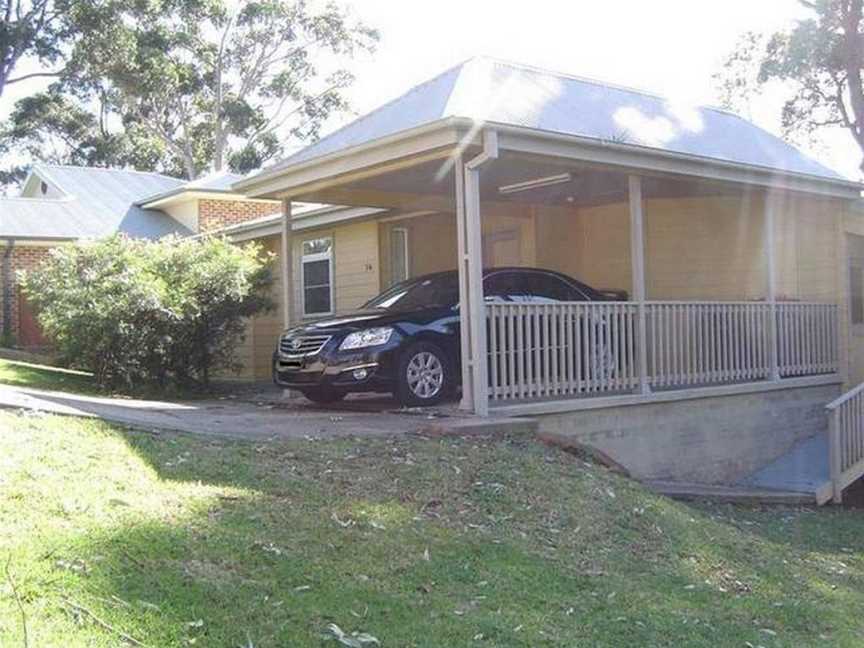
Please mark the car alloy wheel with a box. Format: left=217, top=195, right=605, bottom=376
left=406, top=351, right=444, bottom=400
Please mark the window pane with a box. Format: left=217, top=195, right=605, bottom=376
left=526, top=273, right=588, bottom=302
left=305, top=286, right=331, bottom=314
left=304, top=259, right=330, bottom=286
left=851, top=268, right=864, bottom=325
left=303, top=237, right=332, bottom=256
left=484, top=272, right=528, bottom=300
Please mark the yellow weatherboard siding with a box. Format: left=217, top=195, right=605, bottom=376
left=217, top=235, right=282, bottom=382
left=225, top=191, right=846, bottom=382
left=291, top=220, right=381, bottom=317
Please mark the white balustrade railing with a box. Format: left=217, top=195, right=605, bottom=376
left=646, top=302, right=772, bottom=388
left=486, top=300, right=838, bottom=402
left=486, top=302, right=638, bottom=400
left=826, top=382, right=864, bottom=503
left=777, top=303, right=838, bottom=377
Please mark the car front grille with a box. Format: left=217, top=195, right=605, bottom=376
left=279, top=334, right=331, bottom=356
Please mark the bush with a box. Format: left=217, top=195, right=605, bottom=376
left=19, top=235, right=273, bottom=390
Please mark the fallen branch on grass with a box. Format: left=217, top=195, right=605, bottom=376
left=4, top=555, right=29, bottom=648
left=61, top=598, right=150, bottom=647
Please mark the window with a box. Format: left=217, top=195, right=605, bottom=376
left=852, top=267, right=864, bottom=326
left=850, top=235, right=864, bottom=331
left=524, top=271, right=590, bottom=302
left=390, top=227, right=409, bottom=285
left=484, top=272, right=530, bottom=302
left=301, top=237, right=333, bottom=316
left=483, top=270, right=593, bottom=303
left=364, top=273, right=459, bottom=311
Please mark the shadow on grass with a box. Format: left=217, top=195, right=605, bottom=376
left=6, top=417, right=864, bottom=647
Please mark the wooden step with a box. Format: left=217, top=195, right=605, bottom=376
left=643, top=480, right=819, bottom=505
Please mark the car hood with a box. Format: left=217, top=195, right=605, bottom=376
left=285, top=307, right=451, bottom=336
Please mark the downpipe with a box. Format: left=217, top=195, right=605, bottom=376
left=2, top=239, right=14, bottom=343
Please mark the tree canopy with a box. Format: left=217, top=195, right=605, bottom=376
left=716, top=0, right=864, bottom=172
left=0, top=0, right=67, bottom=98
left=1, top=0, right=378, bottom=186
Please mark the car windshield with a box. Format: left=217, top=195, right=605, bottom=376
left=363, top=273, right=459, bottom=310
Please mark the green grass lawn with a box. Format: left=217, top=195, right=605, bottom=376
left=1, top=411, right=863, bottom=647
left=0, top=358, right=97, bottom=394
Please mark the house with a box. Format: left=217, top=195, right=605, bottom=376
left=227, top=56, right=864, bottom=502
left=0, top=164, right=280, bottom=345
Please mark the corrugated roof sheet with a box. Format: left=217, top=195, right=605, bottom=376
left=268, top=57, right=848, bottom=181
left=0, top=165, right=191, bottom=239
left=137, top=170, right=248, bottom=205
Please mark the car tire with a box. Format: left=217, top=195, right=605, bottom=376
left=395, top=342, right=453, bottom=407
left=302, top=388, right=346, bottom=405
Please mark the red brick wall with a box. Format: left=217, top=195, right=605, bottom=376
left=1, top=245, right=52, bottom=345
left=198, top=199, right=281, bottom=234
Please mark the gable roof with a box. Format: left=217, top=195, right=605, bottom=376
left=0, top=165, right=191, bottom=240
left=263, top=57, right=848, bottom=183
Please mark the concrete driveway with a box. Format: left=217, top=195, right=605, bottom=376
left=0, top=384, right=532, bottom=440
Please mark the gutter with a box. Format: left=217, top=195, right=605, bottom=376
left=233, top=114, right=862, bottom=200
left=488, top=121, right=863, bottom=194
left=232, top=116, right=474, bottom=194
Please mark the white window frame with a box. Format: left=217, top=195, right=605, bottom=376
left=849, top=234, right=864, bottom=336
left=390, top=226, right=410, bottom=285
left=300, top=236, right=334, bottom=317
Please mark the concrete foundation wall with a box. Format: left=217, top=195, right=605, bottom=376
left=534, top=383, right=840, bottom=484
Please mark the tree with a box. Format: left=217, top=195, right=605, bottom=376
left=715, top=0, right=864, bottom=172
left=0, top=0, right=66, bottom=98
left=6, top=0, right=378, bottom=180
left=0, top=90, right=174, bottom=186
left=19, top=235, right=273, bottom=390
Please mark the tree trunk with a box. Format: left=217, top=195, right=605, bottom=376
left=842, top=0, right=864, bottom=170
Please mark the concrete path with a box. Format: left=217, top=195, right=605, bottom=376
left=740, top=432, right=832, bottom=502
left=0, top=384, right=532, bottom=441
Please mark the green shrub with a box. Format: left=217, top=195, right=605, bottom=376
left=19, top=235, right=273, bottom=390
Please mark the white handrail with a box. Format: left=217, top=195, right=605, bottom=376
left=826, top=381, right=864, bottom=410
left=826, top=380, right=864, bottom=503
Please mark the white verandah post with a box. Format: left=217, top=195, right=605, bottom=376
left=629, top=176, right=650, bottom=395
left=765, top=192, right=781, bottom=381
left=456, top=130, right=498, bottom=416
left=281, top=198, right=294, bottom=328
left=454, top=155, right=473, bottom=412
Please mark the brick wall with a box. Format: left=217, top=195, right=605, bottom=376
left=198, top=199, right=281, bottom=234
left=1, top=245, right=52, bottom=345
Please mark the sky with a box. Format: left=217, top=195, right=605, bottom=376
left=2, top=0, right=860, bottom=180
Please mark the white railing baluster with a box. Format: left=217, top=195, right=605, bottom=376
left=826, top=381, right=864, bottom=504
left=484, top=301, right=839, bottom=403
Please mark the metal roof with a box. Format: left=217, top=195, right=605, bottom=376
left=137, top=170, right=248, bottom=206
left=0, top=165, right=192, bottom=239
left=265, top=57, right=849, bottom=183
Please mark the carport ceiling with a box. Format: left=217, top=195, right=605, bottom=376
left=295, top=154, right=741, bottom=210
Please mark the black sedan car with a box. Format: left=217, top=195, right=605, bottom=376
left=273, top=267, right=615, bottom=406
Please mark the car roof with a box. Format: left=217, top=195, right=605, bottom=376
left=405, top=267, right=603, bottom=294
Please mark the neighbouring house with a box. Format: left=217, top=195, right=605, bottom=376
left=0, top=164, right=280, bottom=346
left=225, top=56, right=864, bottom=502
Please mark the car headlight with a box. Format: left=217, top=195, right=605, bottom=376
left=339, top=327, right=394, bottom=350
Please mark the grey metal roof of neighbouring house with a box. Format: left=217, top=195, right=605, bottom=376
left=264, top=56, right=850, bottom=183
left=0, top=165, right=192, bottom=239
left=137, top=170, right=248, bottom=206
